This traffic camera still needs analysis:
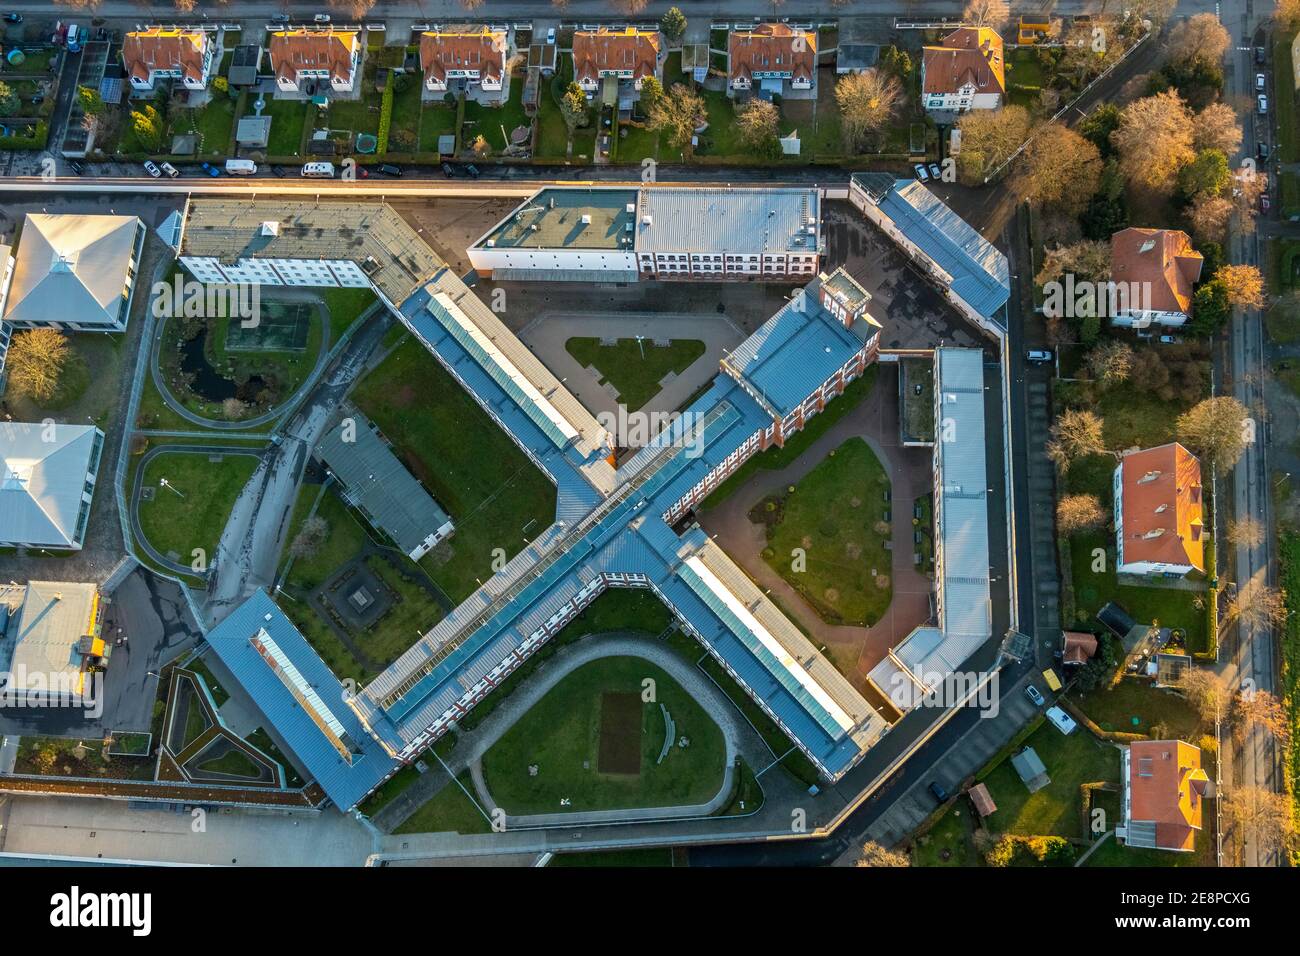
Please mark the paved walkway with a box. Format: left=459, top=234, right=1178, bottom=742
left=699, top=364, right=935, bottom=687
left=374, top=630, right=774, bottom=833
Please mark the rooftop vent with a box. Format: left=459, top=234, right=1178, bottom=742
left=260, top=221, right=280, bottom=237
left=580, top=214, right=592, bottom=225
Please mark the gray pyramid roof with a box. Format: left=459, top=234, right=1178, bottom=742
left=0, top=422, right=102, bottom=547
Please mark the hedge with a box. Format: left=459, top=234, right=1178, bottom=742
left=376, top=82, right=394, bottom=156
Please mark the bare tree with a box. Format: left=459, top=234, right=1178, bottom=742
left=855, top=841, right=911, bottom=867
left=1111, top=91, right=1195, bottom=195
left=1221, top=785, right=1297, bottom=861
left=1057, top=494, right=1107, bottom=533
left=1232, top=688, right=1291, bottom=747
left=1194, top=102, right=1243, bottom=155
left=1278, top=0, right=1300, bottom=29
left=617, top=0, right=650, bottom=14
left=1176, top=396, right=1249, bottom=473
left=1176, top=668, right=1229, bottom=728
left=834, top=69, right=902, bottom=152
left=956, top=105, right=1032, bottom=184
left=1223, top=580, right=1287, bottom=634
left=289, top=515, right=330, bottom=560
left=1226, top=516, right=1267, bottom=550
left=646, top=83, right=707, bottom=157
left=6, top=328, right=70, bottom=404
left=222, top=397, right=248, bottom=420
left=1047, top=408, right=1108, bottom=471
left=1017, top=125, right=1103, bottom=215
left=1085, top=340, right=1134, bottom=386
left=327, top=0, right=378, bottom=15
left=1035, top=239, right=1111, bottom=287
left=1188, top=193, right=1233, bottom=243
left=1165, top=13, right=1231, bottom=70
left=735, top=99, right=780, bottom=152
left=962, top=0, right=1010, bottom=30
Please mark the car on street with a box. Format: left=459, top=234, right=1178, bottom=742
left=160, top=161, right=179, bottom=178
left=67, top=160, right=84, bottom=175
left=465, top=163, right=481, bottom=179
left=1025, top=685, right=1045, bottom=707
left=3, top=13, right=22, bottom=24
left=313, top=14, right=331, bottom=23
left=270, top=13, right=289, bottom=23
left=1258, top=94, right=1269, bottom=114
left=376, top=163, right=403, bottom=177
left=913, top=163, right=929, bottom=182
left=546, top=27, right=556, bottom=44
left=1025, top=349, right=1053, bottom=364
left=200, top=161, right=221, bottom=177
left=441, top=161, right=457, bottom=177
left=927, top=781, right=950, bottom=804
left=928, top=163, right=942, bottom=180
left=1257, top=73, right=1267, bottom=90
left=1256, top=47, right=1267, bottom=65
left=1258, top=141, right=1270, bottom=160
left=143, top=160, right=162, bottom=178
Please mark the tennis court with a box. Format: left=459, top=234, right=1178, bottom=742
left=224, top=300, right=314, bottom=352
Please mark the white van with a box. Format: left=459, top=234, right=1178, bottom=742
left=300, top=162, right=335, bottom=178
left=224, top=158, right=258, bottom=175
left=1045, top=705, right=1077, bottom=736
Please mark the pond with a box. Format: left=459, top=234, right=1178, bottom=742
left=179, top=328, right=267, bottom=404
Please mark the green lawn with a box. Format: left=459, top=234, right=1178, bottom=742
left=1275, top=29, right=1297, bottom=164
left=282, top=488, right=370, bottom=591
left=138, top=450, right=260, bottom=563
left=195, top=747, right=263, bottom=778
left=359, top=555, right=446, bottom=667
left=480, top=656, right=726, bottom=816
left=703, top=367, right=877, bottom=507
left=186, top=659, right=230, bottom=707
left=756, top=437, right=893, bottom=626
left=389, top=75, right=423, bottom=151
left=394, top=770, right=493, bottom=835
left=171, top=95, right=236, bottom=155
left=319, top=286, right=377, bottom=340
left=351, top=337, right=557, bottom=604
left=981, top=722, right=1121, bottom=839
left=565, top=337, right=706, bottom=411
left=418, top=103, right=458, bottom=153
left=264, top=98, right=313, bottom=156
left=462, top=77, right=530, bottom=154
left=1072, top=677, right=1204, bottom=742
left=912, top=802, right=982, bottom=866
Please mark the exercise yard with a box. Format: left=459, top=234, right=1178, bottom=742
left=137, top=448, right=261, bottom=564
left=565, top=337, right=707, bottom=411
left=753, top=436, right=893, bottom=626
left=351, top=336, right=558, bottom=603
left=480, top=656, right=726, bottom=816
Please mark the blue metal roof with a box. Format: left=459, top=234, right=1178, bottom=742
left=203, top=590, right=398, bottom=811
left=724, top=277, right=877, bottom=418
left=853, top=173, right=1010, bottom=324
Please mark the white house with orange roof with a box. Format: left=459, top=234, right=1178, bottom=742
left=571, top=27, right=662, bottom=102
left=419, top=26, right=508, bottom=98
left=1113, top=442, right=1206, bottom=578
left=1120, top=739, right=1210, bottom=852
left=727, top=23, right=817, bottom=98
left=269, top=29, right=362, bottom=94
left=122, top=27, right=216, bottom=92
left=921, top=27, right=1005, bottom=113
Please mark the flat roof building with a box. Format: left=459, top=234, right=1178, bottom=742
left=0, top=421, right=104, bottom=550
left=314, top=410, right=454, bottom=561
left=0, top=581, right=106, bottom=706
left=2, top=214, right=146, bottom=333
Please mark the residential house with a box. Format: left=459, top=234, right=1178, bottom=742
left=1113, top=442, right=1206, bottom=578
left=921, top=27, right=1005, bottom=114
left=728, top=23, right=816, bottom=97
left=1120, top=739, right=1210, bottom=852
left=419, top=26, right=507, bottom=95
left=1062, top=630, right=1099, bottom=667
left=269, top=29, right=361, bottom=94
left=122, top=27, right=215, bottom=92
left=1109, top=227, right=1204, bottom=328
left=571, top=27, right=662, bottom=100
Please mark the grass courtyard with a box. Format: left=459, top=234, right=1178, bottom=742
left=137, top=449, right=260, bottom=564
left=565, top=337, right=706, bottom=411
left=351, top=336, right=557, bottom=604
left=480, top=655, right=727, bottom=816
left=393, top=770, right=493, bottom=835
left=754, top=437, right=893, bottom=627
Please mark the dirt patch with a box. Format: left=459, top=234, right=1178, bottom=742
left=844, top=541, right=862, bottom=560
left=393, top=385, right=418, bottom=408
left=596, top=691, right=642, bottom=776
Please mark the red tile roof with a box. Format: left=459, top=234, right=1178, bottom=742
left=572, top=27, right=660, bottom=86
left=922, top=27, right=1005, bottom=97
left=1129, top=740, right=1209, bottom=852
left=1110, top=227, right=1203, bottom=316
left=122, top=28, right=209, bottom=86
left=1063, top=631, right=1099, bottom=664
left=419, top=27, right=506, bottom=85
left=728, top=23, right=817, bottom=85
left=1118, top=442, right=1205, bottom=573
left=269, top=30, right=358, bottom=85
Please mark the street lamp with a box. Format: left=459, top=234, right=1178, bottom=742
left=159, top=476, right=185, bottom=498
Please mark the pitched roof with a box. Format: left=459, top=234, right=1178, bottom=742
left=1110, top=228, right=1203, bottom=316
left=1063, top=630, right=1099, bottom=664
left=728, top=23, right=817, bottom=84
left=419, top=27, right=506, bottom=84
left=969, top=781, right=997, bottom=816
left=922, top=27, right=1005, bottom=96
left=1117, top=442, right=1205, bottom=572
left=122, top=28, right=208, bottom=85
left=0, top=422, right=101, bottom=548
left=3, top=214, right=141, bottom=329
left=1128, top=739, right=1209, bottom=852
left=572, top=27, right=660, bottom=86
left=269, top=30, right=358, bottom=84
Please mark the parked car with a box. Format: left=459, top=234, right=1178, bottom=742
left=143, top=160, right=162, bottom=178
left=441, top=161, right=457, bottom=178
left=160, top=161, right=179, bottom=179
left=376, top=163, right=403, bottom=177
left=200, top=161, right=221, bottom=177
left=30, top=94, right=43, bottom=106
left=3, top=13, right=22, bottom=24
left=1136, top=329, right=1154, bottom=339
left=913, top=163, right=929, bottom=182
left=313, top=14, right=331, bottom=23
left=927, top=781, right=950, bottom=804
left=465, top=163, right=481, bottom=179
left=67, top=160, right=84, bottom=176
left=546, top=27, right=556, bottom=44
left=928, top=163, right=942, bottom=180
left=1025, top=685, right=1045, bottom=707
left=270, top=13, right=289, bottom=23
left=1025, top=349, right=1053, bottom=364
left=1158, top=334, right=1182, bottom=345
left=1258, top=141, right=1270, bottom=160
left=1257, top=73, right=1268, bottom=91
left=1258, top=94, right=1269, bottom=114
left=1256, top=46, right=1267, bottom=65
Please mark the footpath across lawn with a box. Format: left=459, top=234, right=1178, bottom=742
left=565, top=336, right=705, bottom=410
